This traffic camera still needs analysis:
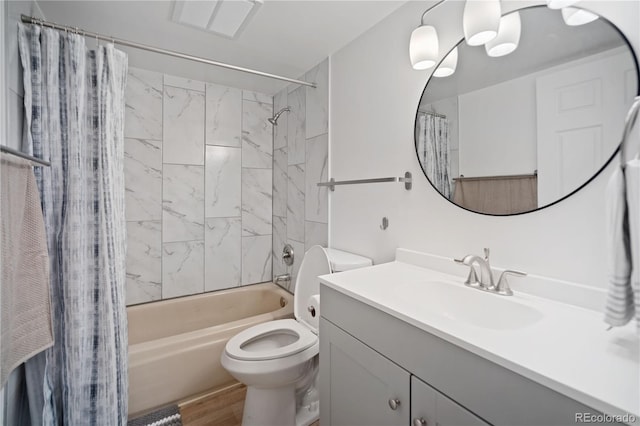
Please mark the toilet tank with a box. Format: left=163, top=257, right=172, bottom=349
left=294, top=246, right=372, bottom=334
left=325, top=248, right=373, bottom=272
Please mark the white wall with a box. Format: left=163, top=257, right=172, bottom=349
left=329, top=0, right=639, bottom=289
left=459, top=75, right=537, bottom=177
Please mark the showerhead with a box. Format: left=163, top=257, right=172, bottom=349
left=268, top=107, right=291, bottom=126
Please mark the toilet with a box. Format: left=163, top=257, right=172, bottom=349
left=221, top=245, right=372, bottom=426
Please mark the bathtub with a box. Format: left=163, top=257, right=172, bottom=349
left=127, top=282, right=293, bottom=416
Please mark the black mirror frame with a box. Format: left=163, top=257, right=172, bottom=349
left=413, top=5, right=640, bottom=216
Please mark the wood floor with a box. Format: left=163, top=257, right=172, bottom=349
left=178, top=381, right=320, bottom=426
left=179, top=382, right=246, bottom=426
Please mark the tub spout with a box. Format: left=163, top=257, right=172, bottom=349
left=274, top=273, right=291, bottom=288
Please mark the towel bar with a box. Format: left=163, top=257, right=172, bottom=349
left=317, top=172, right=412, bottom=191
left=0, top=145, right=51, bottom=167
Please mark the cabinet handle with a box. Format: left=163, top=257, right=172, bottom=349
left=388, top=398, right=401, bottom=410
left=413, top=417, right=427, bottom=426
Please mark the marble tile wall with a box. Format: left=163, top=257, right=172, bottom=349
left=272, top=59, right=329, bottom=292
left=241, top=94, right=273, bottom=286
left=205, top=217, right=242, bottom=292
left=124, top=66, right=272, bottom=305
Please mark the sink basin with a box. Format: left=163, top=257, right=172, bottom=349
left=403, top=281, right=543, bottom=330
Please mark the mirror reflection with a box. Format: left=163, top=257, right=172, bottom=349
left=415, top=6, right=638, bottom=215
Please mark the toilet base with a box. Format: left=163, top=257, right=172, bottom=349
left=241, top=384, right=319, bottom=426
left=242, top=385, right=296, bottom=426
left=295, top=400, right=319, bottom=426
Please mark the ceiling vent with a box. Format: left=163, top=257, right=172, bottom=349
left=172, top=0, right=264, bottom=39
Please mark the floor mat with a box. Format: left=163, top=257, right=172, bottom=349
left=128, top=405, right=182, bottom=426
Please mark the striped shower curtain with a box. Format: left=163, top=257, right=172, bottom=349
left=18, top=24, right=128, bottom=425
left=416, top=112, right=451, bottom=199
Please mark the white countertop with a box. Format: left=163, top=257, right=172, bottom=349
left=319, top=255, right=639, bottom=423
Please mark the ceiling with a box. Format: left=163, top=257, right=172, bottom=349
left=36, top=0, right=409, bottom=95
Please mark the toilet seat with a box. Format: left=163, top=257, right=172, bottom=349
left=225, top=319, right=318, bottom=361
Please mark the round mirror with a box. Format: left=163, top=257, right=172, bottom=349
left=415, top=5, right=638, bottom=215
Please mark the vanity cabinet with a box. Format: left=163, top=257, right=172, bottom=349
left=320, top=318, right=489, bottom=426
left=319, top=285, right=616, bottom=426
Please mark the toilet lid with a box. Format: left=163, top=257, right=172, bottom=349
left=294, top=246, right=331, bottom=334
left=225, top=319, right=318, bottom=361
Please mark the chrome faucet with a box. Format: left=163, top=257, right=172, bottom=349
left=461, top=248, right=494, bottom=289
left=274, top=273, right=291, bottom=288
left=455, top=248, right=526, bottom=296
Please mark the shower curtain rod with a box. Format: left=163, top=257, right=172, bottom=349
left=418, top=109, right=446, bottom=119
left=20, top=14, right=317, bottom=89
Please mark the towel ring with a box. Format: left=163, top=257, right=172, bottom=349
left=620, top=96, right=640, bottom=170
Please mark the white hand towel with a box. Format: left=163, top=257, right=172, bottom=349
left=1, top=155, right=54, bottom=386
left=604, top=167, right=635, bottom=327
left=624, top=158, right=640, bottom=333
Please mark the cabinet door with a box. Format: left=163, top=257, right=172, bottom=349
left=320, top=319, right=410, bottom=426
left=411, top=375, right=438, bottom=426
left=412, top=376, right=489, bottom=426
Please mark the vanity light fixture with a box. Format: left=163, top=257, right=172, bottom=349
left=409, top=0, right=448, bottom=71
left=410, top=25, right=439, bottom=70
left=561, top=7, right=599, bottom=26
left=546, top=0, right=580, bottom=9
left=463, top=0, right=501, bottom=46
left=485, top=11, right=521, bottom=57
left=433, top=47, right=458, bottom=77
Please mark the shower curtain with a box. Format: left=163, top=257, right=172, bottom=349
left=417, top=112, right=451, bottom=198
left=18, top=24, right=128, bottom=425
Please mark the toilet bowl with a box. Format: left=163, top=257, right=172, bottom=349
left=221, top=245, right=372, bottom=426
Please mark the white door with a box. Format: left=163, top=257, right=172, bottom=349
left=536, top=48, right=636, bottom=206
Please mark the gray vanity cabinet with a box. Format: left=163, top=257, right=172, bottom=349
left=319, top=319, right=410, bottom=426
left=411, top=376, right=489, bottom=426
left=320, top=316, right=489, bottom=426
